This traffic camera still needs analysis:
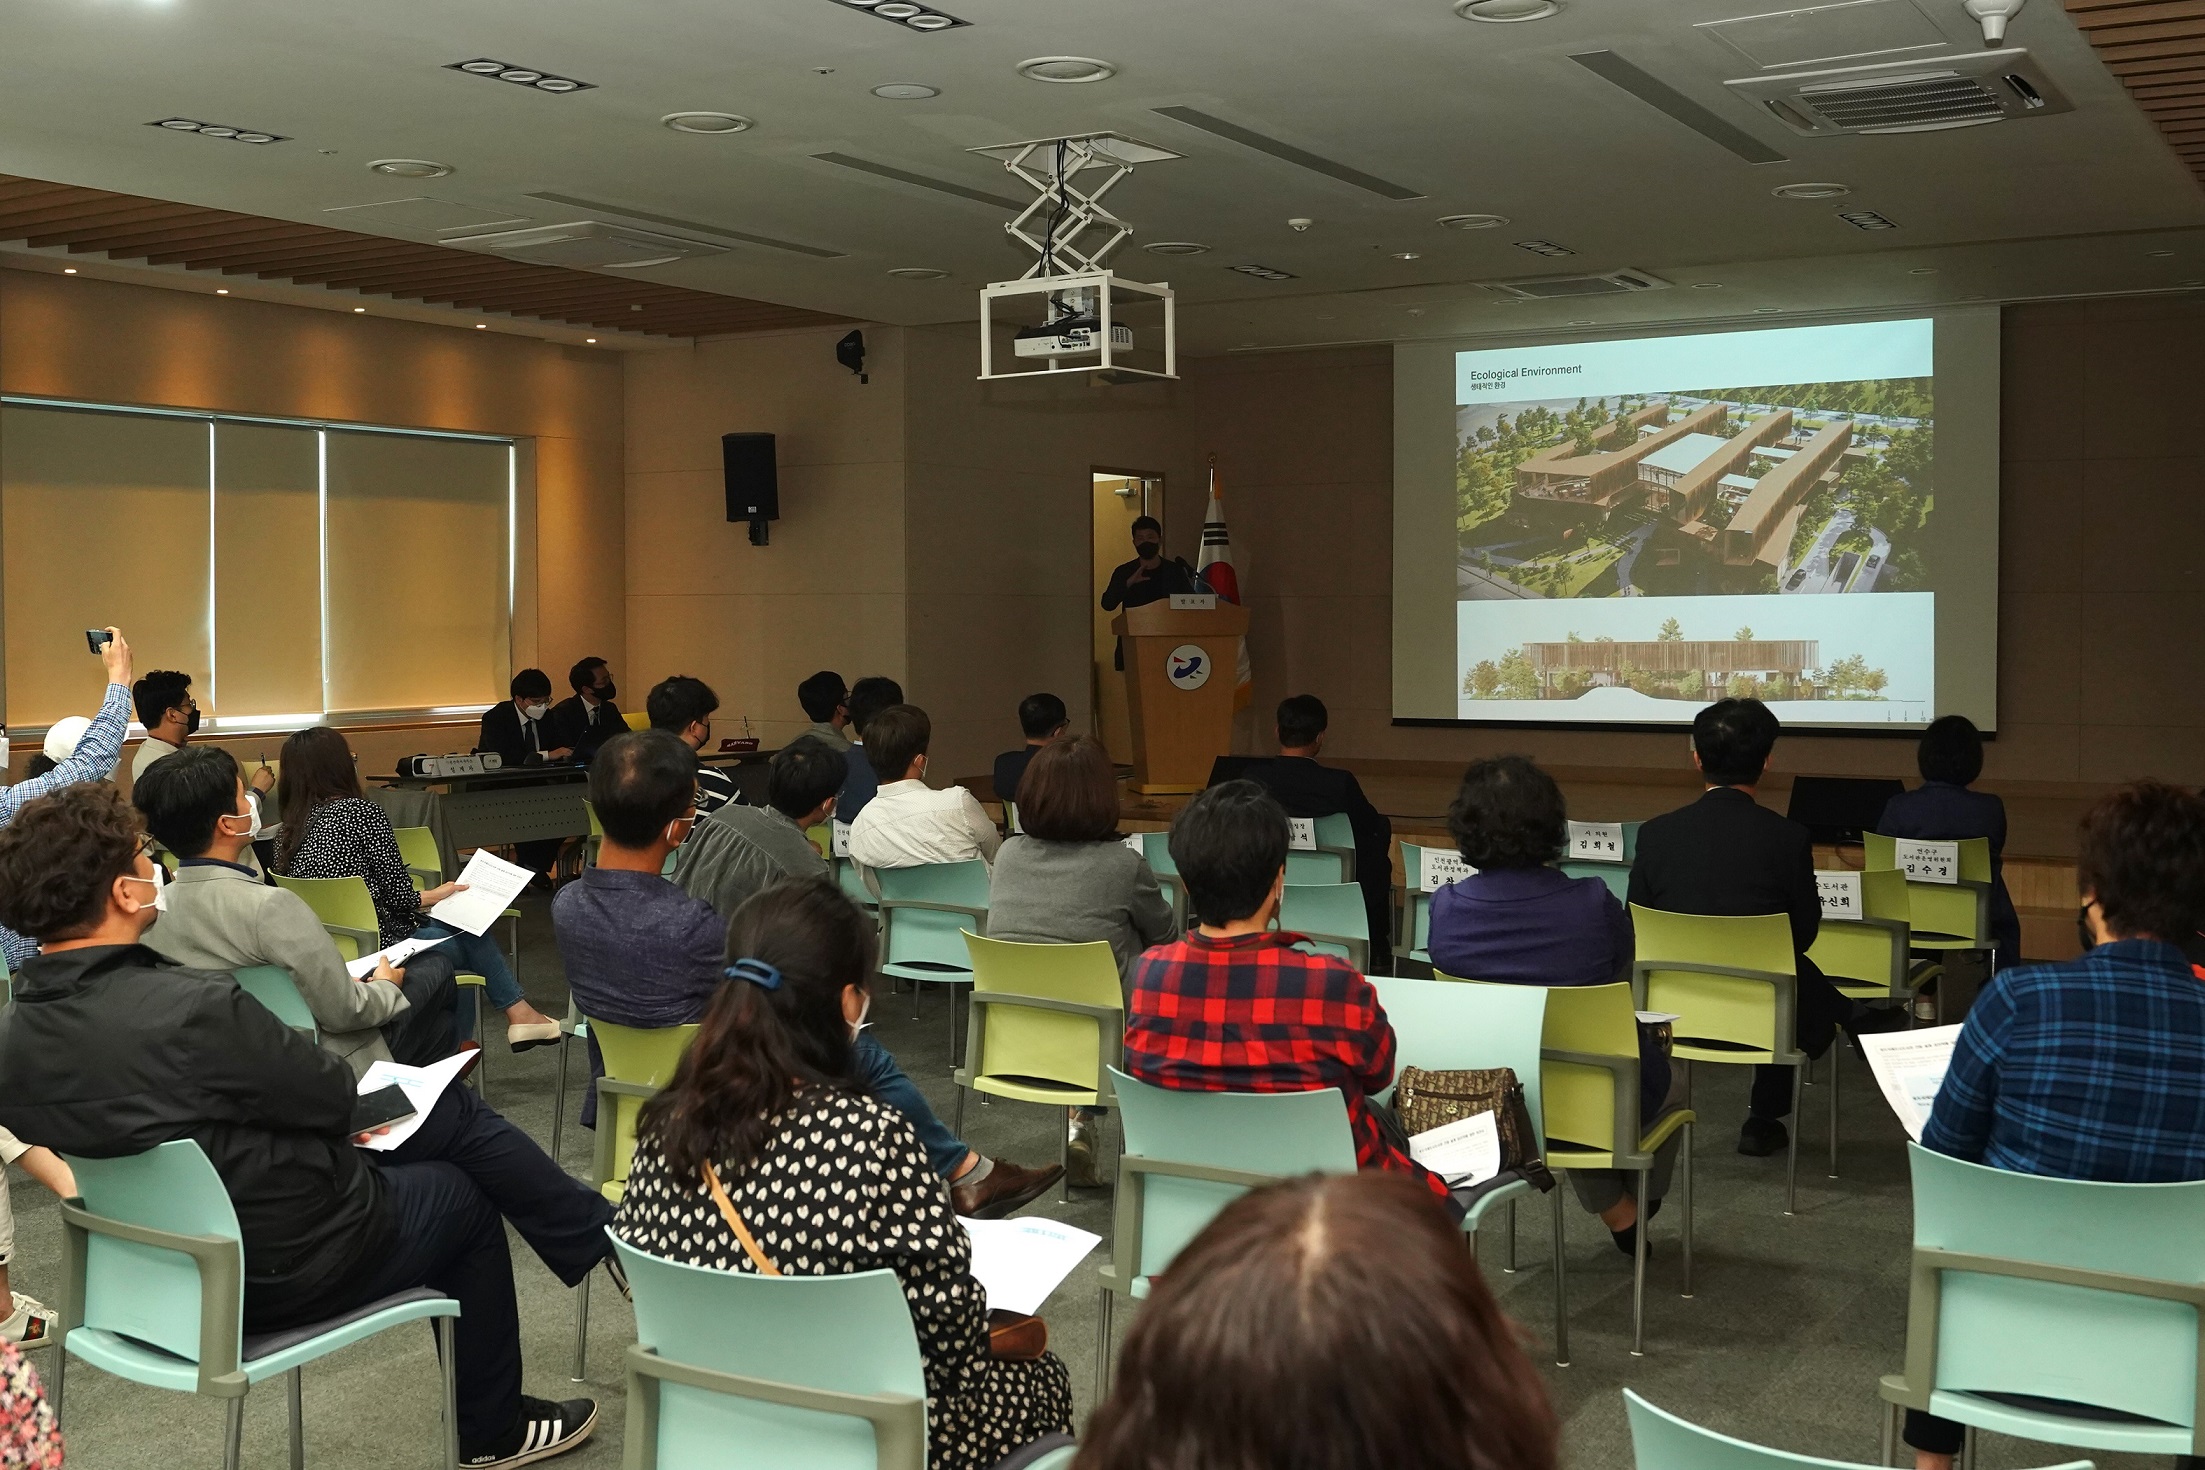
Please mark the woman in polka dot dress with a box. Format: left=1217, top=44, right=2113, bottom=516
left=613, top=878, right=1073, bottom=1470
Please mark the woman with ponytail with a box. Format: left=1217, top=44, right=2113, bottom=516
left=613, top=878, right=1073, bottom=1469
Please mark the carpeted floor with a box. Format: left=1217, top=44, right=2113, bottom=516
left=19, top=897, right=2170, bottom=1469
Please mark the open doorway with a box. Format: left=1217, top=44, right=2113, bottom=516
left=1092, top=469, right=1163, bottom=761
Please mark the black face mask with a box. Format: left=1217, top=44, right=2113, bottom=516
left=591, top=682, right=616, bottom=704
left=1134, top=541, right=1161, bottom=561
left=2076, top=903, right=2097, bottom=953
left=185, top=707, right=201, bottom=737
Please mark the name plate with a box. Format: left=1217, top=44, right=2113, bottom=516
left=1123, top=832, right=1149, bottom=857
left=1169, top=592, right=1218, bottom=611
left=1421, top=848, right=1476, bottom=892
left=1287, top=817, right=1318, bottom=851
left=831, top=820, right=852, bottom=859
left=1567, top=820, right=1626, bottom=863
left=1894, top=838, right=1960, bottom=884
left=1817, top=870, right=1864, bottom=920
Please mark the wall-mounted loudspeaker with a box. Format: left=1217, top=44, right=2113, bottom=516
left=723, top=432, right=778, bottom=546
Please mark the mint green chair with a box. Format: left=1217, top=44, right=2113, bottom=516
left=1625, top=1389, right=2088, bottom=1470
left=1879, top=1143, right=2205, bottom=1465
left=1096, top=1067, right=1357, bottom=1400
left=614, top=1236, right=927, bottom=1470
left=1284, top=812, right=1357, bottom=885
left=1632, top=905, right=1829, bottom=1213
left=1018, top=1448, right=1078, bottom=1470
left=1278, top=882, right=1370, bottom=973
left=955, top=935, right=1124, bottom=1199
left=56, top=1140, right=460, bottom=1470
left=873, top=860, right=990, bottom=1064
left=1560, top=860, right=1632, bottom=901
left=1372, top=978, right=1568, bottom=1355
left=231, top=965, right=318, bottom=1039
left=1133, top=831, right=1187, bottom=931
left=1395, top=842, right=1457, bottom=968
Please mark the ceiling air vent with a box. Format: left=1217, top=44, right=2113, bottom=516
left=439, top=220, right=729, bottom=269
left=1485, top=268, right=1670, bottom=300
left=1725, top=48, right=2070, bottom=136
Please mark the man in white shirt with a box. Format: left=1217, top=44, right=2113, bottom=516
left=846, top=704, right=1002, bottom=871
left=129, top=668, right=198, bottom=782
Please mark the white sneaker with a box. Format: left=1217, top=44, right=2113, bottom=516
left=0, top=1292, right=57, bottom=1349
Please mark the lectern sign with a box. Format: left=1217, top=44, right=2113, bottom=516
left=1166, top=644, right=1211, bottom=691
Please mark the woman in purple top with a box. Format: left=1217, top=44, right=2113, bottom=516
left=1425, top=756, right=1677, bottom=1255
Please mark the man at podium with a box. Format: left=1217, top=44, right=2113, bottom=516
left=1100, top=516, right=1201, bottom=612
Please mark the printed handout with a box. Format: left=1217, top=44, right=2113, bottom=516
left=1409, top=1110, right=1502, bottom=1188
left=958, top=1216, right=1103, bottom=1315
left=353, top=1051, right=477, bottom=1151
left=1856, top=1024, right=1962, bottom=1140
left=345, top=933, right=453, bottom=980
left=428, top=848, right=533, bottom=936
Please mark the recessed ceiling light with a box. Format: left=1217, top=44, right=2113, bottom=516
left=475, top=323, right=488, bottom=329
left=1909, top=267, right=1938, bottom=275
left=148, top=117, right=290, bottom=145
left=1753, top=307, right=1782, bottom=313
left=1017, top=56, right=1117, bottom=83
left=1228, top=263, right=1298, bottom=281
left=829, top=0, right=970, bottom=28
left=2149, top=249, right=2175, bottom=257
left=1143, top=241, right=1210, bottom=256
left=353, top=307, right=366, bottom=313
left=1836, top=208, right=1899, bottom=231
left=62, top=268, right=76, bottom=274
left=872, top=83, right=940, bottom=99
left=662, top=112, right=754, bottom=134
left=1437, top=213, right=1508, bottom=230
left=585, top=337, right=598, bottom=342
left=1691, top=282, right=1722, bottom=289
left=1570, top=319, right=1595, bottom=325
left=1773, top=182, right=1850, bottom=200
left=1514, top=239, right=1575, bottom=257
left=369, top=158, right=454, bottom=179
left=886, top=266, right=949, bottom=279
left=1455, top=0, right=1560, bottom=19
left=905, top=13, right=956, bottom=28
left=215, top=288, right=228, bottom=294
left=1393, top=251, right=1422, bottom=260
left=446, top=58, right=595, bottom=94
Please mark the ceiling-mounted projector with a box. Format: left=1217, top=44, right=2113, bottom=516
left=1014, top=316, right=1135, bottom=359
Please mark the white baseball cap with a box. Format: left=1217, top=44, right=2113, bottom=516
left=42, top=716, right=92, bottom=764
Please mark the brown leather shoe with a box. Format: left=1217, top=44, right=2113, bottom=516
left=951, top=1157, right=1064, bottom=1219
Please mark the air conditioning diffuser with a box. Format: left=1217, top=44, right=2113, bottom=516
left=438, top=220, right=728, bottom=269
left=1484, top=268, right=1670, bottom=301
left=1725, top=48, right=2070, bottom=136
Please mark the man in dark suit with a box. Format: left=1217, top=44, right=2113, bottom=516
left=1629, top=698, right=1898, bottom=1157
left=992, top=692, right=1069, bottom=809
left=544, top=657, right=625, bottom=765
left=478, top=668, right=570, bottom=769
left=1244, top=695, right=1394, bottom=973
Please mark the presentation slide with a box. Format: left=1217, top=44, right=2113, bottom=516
left=1391, top=312, right=2001, bottom=731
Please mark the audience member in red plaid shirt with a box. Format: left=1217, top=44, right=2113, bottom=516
left=1125, top=781, right=1449, bottom=1204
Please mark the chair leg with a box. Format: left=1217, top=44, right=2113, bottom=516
left=912, top=977, right=922, bottom=1021
left=551, top=1035, right=569, bottom=1162
left=947, top=986, right=959, bottom=1068
left=1959, top=1425, right=1977, bottom=1470
left=1828, top=1042, right=1842, bottom=1180
left=288, top=1366, right=305, bottom=1470
left=1060, top=1115, right=1071, bottom=1203
left=438, top=1316, right=459, bottom=1470
left=470, top=987, right=488, bottom=1104
left=1879, top=1399, right=1899, bottom=1466
left=571, top=1271, right=590, bottom=1382
left=1503, top=1198, right=1518, bottom=1272
left=952, top=1083, right=967, bottom=1136
left=47, top=1340, right=62, bottom=1424
left=1549, top=1188, right=1570, bottom=1367
left=1681, top=1122, right=1695, bottom=1299
left=1094, top=1287, right=1115, bottom=1403
left=1785, top=1064, right=1803, bottom=1216
left=224, top=1394, right=246, bottom=1470
left=1630, top=1166, right=1650, bottom=1357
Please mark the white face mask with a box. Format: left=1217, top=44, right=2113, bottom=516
left=122, top=863, right=167, bottom=916
left=520, top=701, right=550, bottom=722
left=218, top=791, right=259, bottom=839
left=848, top=990, right=872, bottom=1042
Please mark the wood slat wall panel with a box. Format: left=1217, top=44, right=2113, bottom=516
left=0, top=172, right=844, bottom=337
left=2066, top=0, right=2205, bottom=188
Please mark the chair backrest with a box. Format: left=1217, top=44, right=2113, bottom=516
left=1906, top=1142, right=2205, bottom=1429
left=1809, top=870, right=1912, bottom=994
left=1283, top=849, right=1348, bottom=885
left=624, top=711, right=651, bottom=732
left=268, top=873, right=381, bottom=961
left=874, top=860, right=990, bottom=970
left=616, top=1237, right=927, bottom=1470
left=833, top=856, right=877, bottom=911
left=1631, top=905, right=1796, bottom=1053
left=65, top=1140, right=242, bottom=1364
left=390, top=825, right=445, bottom=888
left=592, top=1020, right=701, bottom=1190
left=231, top=965, right=319, bottom=1036
left=1558, top=860, right=1632, bottom=901
left=1539, top=982, right=1640, bottom=1153
left=1108, top=1066, right=1357, bottom=1283
left=962, top=934, right=1122, bottom=1094
left=1368, top=975, right=1546, bottom=1138
left=1136, top=830, right=1178, bottom=877
left=1278, top=882, right=1369, bottom=965
left=1003, top=799, right=1021, bottom=835
left=1397, top=843, right=1445, bottom=956
left=1865, top=832, right=1994, bottom=885
left=1622, top=1389, right=2088, bottom=1470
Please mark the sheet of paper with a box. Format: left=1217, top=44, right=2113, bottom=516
left=832, top=820, right=852, bottom=859
left=1856, top=1023, right=1962, bottom=1140
left=1123, top=832, right=1148, bottom=856
left=353, top=1051, right=475, bottom=1151
left=957, top=1216, right=1102, bottom=1315
left=345, top=933, right=452, bottom=980
left=1817, top=870, right=1864, bottom=919
left=1420, top=848, right=1476, bottom=892
left=1636, top=1011, right=1681, bottom=1025
left=1287, top=816, right=1317, bottom=851
left=1567, top=820, right=1626, bottom=863
left=427, top=847, right=533, bottom=936
left=1895, top=838, right=1961, bottom=885
left=1409, top=1110, right=1502, bottom=1188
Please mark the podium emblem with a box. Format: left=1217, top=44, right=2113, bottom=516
left=1166, top=644, right=1211, bottom=691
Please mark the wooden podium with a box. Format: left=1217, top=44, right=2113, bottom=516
left=1112, top=598, right=1250, bottom=793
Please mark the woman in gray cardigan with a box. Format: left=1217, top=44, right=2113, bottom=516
left=987, top=735, right=1177, bottom=1185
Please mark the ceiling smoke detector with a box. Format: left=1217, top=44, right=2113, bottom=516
left=662, top=112, right=754, bottom=133
left=369, top=158, right=454, bottom=178
left=1438, top=213, right=1509, bottom=229
left=1017, top=56, right=1117, bottom=83
left=1772, top=181, right=1850, bottom=200
left=1454, top=0, right=1560, bottom=18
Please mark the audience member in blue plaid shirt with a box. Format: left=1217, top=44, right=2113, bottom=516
left=1906, top=780, right=2205, bottom=1470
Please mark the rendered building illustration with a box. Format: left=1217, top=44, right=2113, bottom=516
left=1521, top=638, right=1822, bottom=698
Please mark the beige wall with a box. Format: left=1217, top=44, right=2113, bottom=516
left=623, top=323, right=909, bottom=749
left=0, top=267, right=626, bottom=695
